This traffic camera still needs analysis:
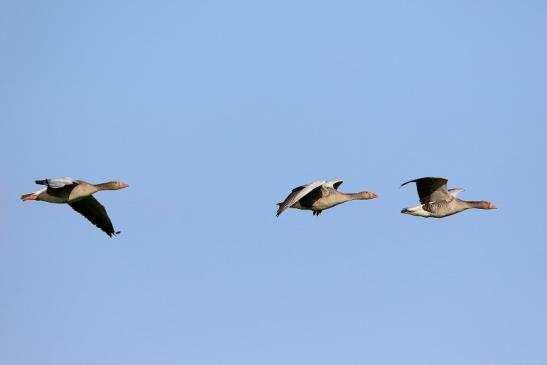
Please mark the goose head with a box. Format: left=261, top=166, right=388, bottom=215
left=484, top=201, right=497, bottom=209
left=97, top=181, right=129, bottom=190
left=113, top=181, right=129, bottom=189
left=355, top=191, right=378, bottom=200
left=464, top=200, right=497, bottom=210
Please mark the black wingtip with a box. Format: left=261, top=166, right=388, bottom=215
left=107, top=230, right=121, bottom=238
left=400, top=179, right=414, bottom=188
left=276, top=203, right=283, bottom=217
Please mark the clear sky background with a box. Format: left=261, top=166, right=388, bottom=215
left=1, top=1, right=546, bottom=364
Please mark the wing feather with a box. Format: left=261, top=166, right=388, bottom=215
left=35, top=177, right=77, bottom=188
left=401, top=177, right=450, bottom=204
left=69, top=196, right=118, bottom=237
left=323, top=180, right=344, bottom=190
left=276, top=180, right=326, bottom=216
left=448, top=188, right=465, bottom=197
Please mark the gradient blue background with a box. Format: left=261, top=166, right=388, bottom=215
left=1, top=1, right=546, bottom=364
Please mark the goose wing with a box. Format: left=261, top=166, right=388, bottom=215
left=276, top=180, right=326, bottom=216
left=323, top=180, right=344, bottom=190
left=448, top=188, right=465, bottom=198
left=35, top=177, right=78, bottom=188
left=401, top=177, right=450, bottom=204
left=69, top=196, right=119, bottom=237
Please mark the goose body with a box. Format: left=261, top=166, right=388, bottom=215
left=21, top=177, right=129, bottom=237
left=400, top=177, right=496, bottom=218
left=276, top=180, right=378, bottom=216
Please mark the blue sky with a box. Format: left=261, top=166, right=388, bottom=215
left=1, top=1, right=546, bottom=364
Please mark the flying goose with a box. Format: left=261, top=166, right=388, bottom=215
left=21, top=177, right=129, bottom=236
left=276, top=180, right=378, bottom=216
left=400, top=177, right=496, bottom=218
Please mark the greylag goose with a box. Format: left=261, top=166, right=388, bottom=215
left=276, top=180, right=378, bottom=216
left=21, top=177, right=129, bottom=236
left=400, top=177, right=496, bottom=218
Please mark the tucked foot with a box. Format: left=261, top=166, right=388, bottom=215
left=312, top=210, right=322, bottom=216
left=21, top=193, right=38, bottom=201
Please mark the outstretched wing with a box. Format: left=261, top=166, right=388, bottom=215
left=401, top=177, right=450, bottom=204
left=69, top=196, right=119, bottom=237
left=276, top=180, right=326, bottom=216
left=448, top=188, right=465, bottom=198
left=323, top=180, right=344, bottom=190
left=35, top=177, right=77, bottom=189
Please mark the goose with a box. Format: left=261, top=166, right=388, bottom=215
left=276, top=180, right=378, bottom=216
left=400, top=177, right=496, bottom=218
left=21, top=177, right=128, bottom=236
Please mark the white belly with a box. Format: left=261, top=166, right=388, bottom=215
left=403, top=204, right=433, bottom=217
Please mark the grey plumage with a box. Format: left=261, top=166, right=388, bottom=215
left=400, top=177, right=496, bottom=218
left=277, top=180, right=377, bottom=216
left=22, top=177, right=128, bottom=237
